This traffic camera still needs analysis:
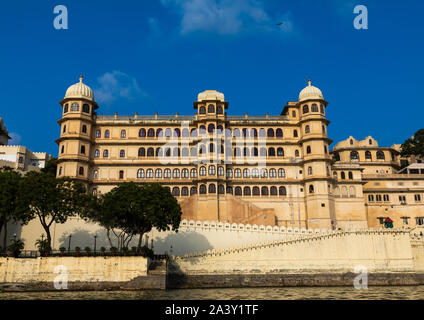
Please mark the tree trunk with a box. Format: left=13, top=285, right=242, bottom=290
left=106, top=229, right=113, bottom=248
left=137, top=232, right=144, bottom=251
left=2, top=223, right=7, bottom=251
left=44, top=227, right=52, bottom=252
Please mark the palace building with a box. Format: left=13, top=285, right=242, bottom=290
left=55, top=76, right=424, bottom=230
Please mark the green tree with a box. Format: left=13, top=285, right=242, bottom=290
left=41, top=157, right=58, bottom=176
left=97, top=182, right=182, bottom=251
left=401, top=129, right=424, bottom=158
left=0, top=168, right=27, bottom=250
left=18, top=171, right=87, bottom=250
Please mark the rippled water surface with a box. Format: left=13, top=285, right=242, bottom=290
left=1, top=286, right=424, bottom=300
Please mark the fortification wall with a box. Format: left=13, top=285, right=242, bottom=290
left=171, top=229, right=415, bottom=275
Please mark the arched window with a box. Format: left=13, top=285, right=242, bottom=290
left=276, top=128, right=283, bottom=137
left=218, top=184, right=225, bottom=194
left=172, top=187, right=180, bottom=197
left=350, top=151, right=359, bottom=160
left=294, top=130, right=298, bottom=138
left=277, top=147, right=284, bottom=157
left=234, top=168, right=242, bottom=178
left=80, top=146, right=86, bottom=154
left=182, top=169, right=189, bottom=178
left=208, top=104, right=215, bottom=113
left=165, top=148, right=171, bottom=157
left=182, top=148, right=189, bottom=157
left=155, top=169, right=162, bottom=178
left=308, top=166, right=312, bottom=175
left=252, top=168, right=259, bottom=178
left=292, top=110, right=296, bottom=118
left=242, top=128, right=248, bottom=138
left=261, top=186, right=269, bottom=196
left=320, top=104, right=324, bottom=114
left=94, top=149, right=100, bottom=158
left=174, top=128, right=180, bottom=137
left=200, top=166, right=206, bottom=176
left=190, top=128, right=197, bottom=137
left=181, top=187, right=189, bottom=196
left=120, top=150, right=125, bottom=157
left=121, top=130, right=126, bottom=138
left=260, top=168, right=268, bottom=178
left=82, top=125, right=87, bottom=133
left=233, top=128, right=240, bottom=137
left=305, top=125, right=310, bottom=134
left=341, top=172, right=346, bottom=179
left=324, top=146, right=328, bottom=154
left=82, top=104, right=90, bottom=113
left=322, top=125, right=326, bottom=134
left=350, top=139, right=354, bottom=145
left=137, top=169, right=144, bottom=178
left=243, top=147, right=249, bottom=157
left=199, top=184, right=207, bottom=194
left=190, top=147, right=197, bottom=157
left=268, top=147, right=275, bottom=156
left=139, top=128, right=146, bottom=137
left=243, top=187, right=251, bottom=196
left=234, top=147, right=241, bottom=157
left=252, top=147, right=258, bottom=157
left=306, top=146, right=311, bottom=154
left=217, top=105, right=223, bottom=114
left=270, top=186, right=277, bottom=196
left=198, top=144, right=206, bottom=155
left=267, top=128, right=274, bottom=137
left=377, top=150, right=385, bottom=160
left=79, top=167, right=84, bottom=175
left=156, top=128, right=163, bottom=137
left=95, top=129, right=101, bottom=138
left=156, top=147, right=163, bottom=157
left=295, top=150, right=299, bottom=157
left=226, top=168, right=233, bottom=178
left=190, top=168, right=197, bottom=178
left=243, top=168, right=250, bottom=178
left=147, top=147, right=154, bottom=157
left=311, top=104, right=318, bottom=112
left=209, top=143, right=214, bottom=153
left=209, top=184, right=216, bottom=193
left=218, top=166, right=224, bottom=176
left=216, top=125, right=223, bottom=135
left=146, top=169, right=153, bottom=178
left=309, top=185, right=314, bottom=193
left=349, top=186, right=356, bottom=198
left=64, top=104, right=68, bottom=113
left=208, top=165, right=216, bottom=175
left=199, top=125, right=206, bottom=135
left=164, top=169, right=171, bottom=178
left=348, top=171, right=353, bottom=179
left=259, top=128, right=266, bottom=137
left=251, top=128, right=257, bottom=137
left=93, top=170, right=98, bottom=179
left=269, top=168, right=277, bottom=178
left=165, top=128, right=172, bottom=137
left=365, top=151, right=372, bottom=160
left=190, top=186, right=197, bottom=195
left=279, top=186, right=287, bottom=196
left=278, top=168, right=285, bottom=178
left=226, top=186, right=233, bottom=194
left=260, top=148, right=267, bottom=157
left=138, top=147, right=145, bottom=157
left=173, top=147, right=180, bottom=157
left=104, top=130, right=110, bottom=138
left=252, top=186, right=260, bottom=196
left=235, top=187, right=242, bottom=196
left=71, top=102, right=79, bottom=111
left=199, top=106, right=206, bottom=114
left=103, top=150, right=108, bottom=158
left=303, top=105, right=309, bottom=114
left=333, top=152, right=340, bottom=161
left=147, top=128, right=155, bottom=137
left=182, top=128, right=189, bottom=138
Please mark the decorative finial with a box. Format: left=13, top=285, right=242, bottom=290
left=308, top=78, right=311, bottom=86
left=79, top=74, right=83, bottom=83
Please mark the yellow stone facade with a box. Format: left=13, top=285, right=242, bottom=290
left=56, top=76, right=424, bottom=230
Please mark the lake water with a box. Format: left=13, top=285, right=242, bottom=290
left=1, top=286, right=424, bottom=300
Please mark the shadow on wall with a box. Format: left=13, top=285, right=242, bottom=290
left=58, top=228, right=120, bottom=250
left=0, top=221, right=23, bottom=249
left=152, top=231, right=213, bottom=256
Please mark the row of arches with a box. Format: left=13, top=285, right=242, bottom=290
left=333, top=150, right=388, bottom=162
left=302, top=103, right=325, bottom=114
left=94, top=127, right=302, bottom=139
left=169, top=185, right=289, bottom=196
left=198, top=104, right=224, bottom=115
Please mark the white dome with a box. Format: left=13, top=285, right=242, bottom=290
left=64, top=75, right=94, bottom=101
left=299, top=79, right=324, bottom=102
left=197, top=90, right=224, bottom=102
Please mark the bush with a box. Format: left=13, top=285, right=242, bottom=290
left=35, top=239, right=51, bottom=256
left=8, top=239, right=25, bottom=258
left=100, top=247, right=106, bottom=253
left=131, top=246, right=137, bottom=253
left=75, top=246, right=81, bottom=253
left=84, top=247, right=91, bottom=254
left=139, top=245, right=154, bottom=259
left=110, top=246, right=117, bottom=253
left=59, top=247, right=66, bottom=254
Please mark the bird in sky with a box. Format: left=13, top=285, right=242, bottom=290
left=276, top=22, right=284, bottom=26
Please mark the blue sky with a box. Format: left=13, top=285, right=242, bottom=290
left=0, top=0, right=423, bottom=156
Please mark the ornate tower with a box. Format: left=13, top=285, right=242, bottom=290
left=56, top=75, right=98, bottom=185
left=298, top=80, right=334, bottom=229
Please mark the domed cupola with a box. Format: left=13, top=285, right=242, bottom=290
left=64, top=75, right=94, bottom=101
left=299, top=79, right=324, bottom=102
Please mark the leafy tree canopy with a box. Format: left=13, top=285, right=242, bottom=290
left=401, top=128, right=424, bottom=158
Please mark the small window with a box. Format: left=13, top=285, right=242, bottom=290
left=64, top=104, right=68, bottom=113
left=311, top=104, right=318, bottom=112
left=94, top=149, right=100, bottom=158
left=71, top=102, right=79, bottom=111
left=416, top=217, right=424, bottom=226
left=303, top=105, right=309, bottom=114
left=350, top=151, right=359, bottom=160
left=309, top=185, right=314, bottom=193
left=208, top=104, right=215, bottom=113
left=305, top=125, right=310, bottom=134
left=121, top=130, right=126, bottom=138
left=217, top=105, right=223, bottom=114
left=208, top=166, right=216, bottom=176
left=306, top=146, right=311, bottom=154
left=79, top=167, right=84, bottom=175
left=82, top=104, right=90, bottom=113
left=103, top=150, right=109, bottom=158
left=104, top=130, right=110, bottom=138
left=139, top=128, right=146, bottom=137
left=63, top=125, right=66, bottom=133
left=96, top=130, right=101, bottom=138
left=200, top=166, right=206, bottom=176
left=80, top=145, right=86, bottom=154
left=415, top=194, right=422, bottom=202
left=82, top=125, right=87, bottom=133
left=119, top=170, right=124, bottom=179
left=199, top=106, right=206, bottom=114
left=120, top=150, right=125, bottom=157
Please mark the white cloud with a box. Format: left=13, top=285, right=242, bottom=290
left=161, top=0, right=293, bottom=35
left=94, top=71, right=146, bottom=105
left=8, top=132, right=21, bottom=145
